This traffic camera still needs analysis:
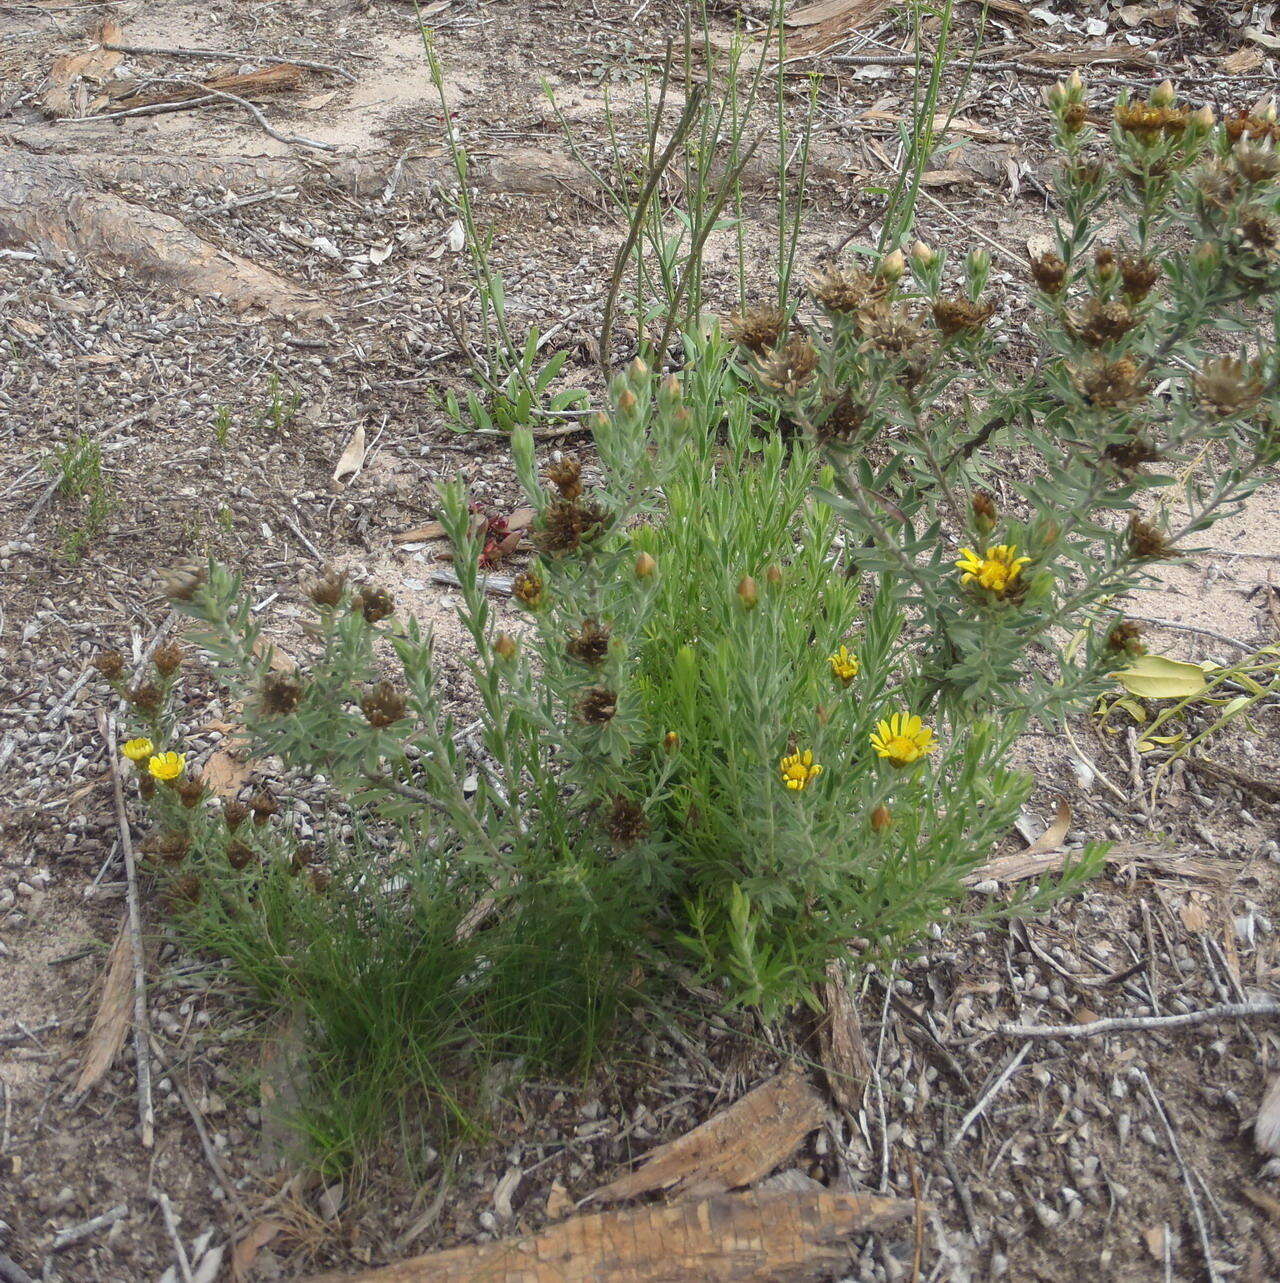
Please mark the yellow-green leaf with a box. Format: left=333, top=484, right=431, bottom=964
left=1111, top=654, right=1209, bottom=700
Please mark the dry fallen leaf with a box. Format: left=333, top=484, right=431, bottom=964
left=1222, top=46, right=1266, bottom=74
left=1024, top=796, right=1071, bottom=854
left=1180, top=901, right=1208, bottom=933
left=332, top=424, right=367, bottom=484
left=202, top=749, right=251, bottom=799
left=72, top=919, right=133, bottom=1097
left=544, top=1181, right=572, bottom=1219
left=1257, top=1073, right=1280, bottom=1156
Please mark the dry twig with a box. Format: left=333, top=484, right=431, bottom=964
left=1002, top=998, right=1280, bottom=1040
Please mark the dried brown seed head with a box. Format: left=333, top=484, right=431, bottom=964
left=361, top=681, right=407, bottom=728
left=811, top=388, right=868, bottom=445
left=754, top=335, right=819, bottom=394
left=290, top=844, right=315, bottom=874
left=161, top=563, right=206, bottom=602
left=725, top=305, right=788, bottom=355
left=1107, top=620, right=1146, bottom=655
left=153, top=641, right=186, bottom=678
left=261, top=671, right=303, bottom=716
left=545, top=455, right=584, bottom=500
left=604, top=796, right=649, bottom=847
left=1119, top=255, right=1160, bottom=300
left=249, top=790, right=279, bottom=826
left=352, top=584, right=395, bottom=624
left=565, top=618, right=611, bottom=666
left=1103, top=432, right=1162, bottom=472
left=808, top=266, right=884, bottom=315
left=1068, top=297, right=1137, bottom=347
left=1238, top=205, right=1279, bottom=255
left=223, top=800, right=250, bottom=832
left=870, top=805, right=893, bottom=832
left=307, top=567, right=348, bottom=609
left=1233, top=139, right=1280, bottom=184
left=535, top=498, right=611, bottom=556
left=227, top=841, right=255, bottom=871
left=157, top=831, right=190, bottom=865
left=1127, top=515, right=1174, bottom=560
left=575, top=685, right=618, bottom=725
left=168, top=873, right=202, bottom=907
left=92, top=650, right=125, bottom=681
left=127, top=683, right=162, bottom=715
left=1070, top=355, right=1150, bottom=408
left=1029, top=252, right=1068, bottom=294
left=1194, top=356, right=1264, bottom=416
left=176, top=777, right=207, bottom=810
left=854, top=301, right=925, bottom=356
left=932, top=296, right=996, bottom=337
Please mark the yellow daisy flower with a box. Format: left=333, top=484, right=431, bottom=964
left=780, top=749, right=823, bottom=791
left=147, top=751, right=186, bottom=782
left=870, top=714, right=937, bottom=768
left=827, top=644, right=861, bottom=687
left=955, top=544, right=1030, bottom=595
left=121, top=737, right=155, bottom=763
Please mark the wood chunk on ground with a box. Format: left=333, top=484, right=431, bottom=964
left=587, top=1068, right=827, bottom=1204
left=302, top=1188, right=914, bottom=1283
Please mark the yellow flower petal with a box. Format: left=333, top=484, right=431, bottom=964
left=147, top=751, right=186, bottom=782
left=122, top=737, right=155, bottom=763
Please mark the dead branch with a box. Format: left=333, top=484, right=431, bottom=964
left=102, top=41, right=357, bottom=82
left=1002, top=998, right=1280, bottom=1040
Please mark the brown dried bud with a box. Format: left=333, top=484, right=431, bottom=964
left=493, top=632, right=518, bottom=662
left=604, top=796, right=649, bottom=847
left=545, top=455, right=584, bottom=500
left=1195, top=356, right=1264, bottom=417
left=1029, top=252, right=1068, bottom=294
left=261, top=671, right=303, bottom=716
left=1107, top=620, right=1146, bottom=655
left=1062, top=101, right=1087, bottom=134
left=1233, top=139, right=1280, bottom=184
left=736, top=575, right=759, bottom=610
left=249, top=790, right=279, bottom=826
left=513, top=570, right=544, bottom=609
left=1119, top=255, right=1160, bottom=301
left=854, top=300, right=925, bottom=356
left=725, top=304, right=788, bottom=355
left=1103, top=432, right=1162, bottom=472
left=1238, top=205, right=1279, bottom=255
left=161, top=563, right=206, bottom=602
left=227, top=841, right=255, bottom=871
left=765, top=564, right=783, bottom=589
left=972, top=491, right=997, bottom=534
left=575, top=685, right=617, bottom=725
left=168, top=873, right=202, bottom=907
left=634, top=552, right=657, bottom=580
left=1094, top=246, right=1117, bottom=278
left=153, top=641, right=186, bottom=678
left=139, top=775, right=156, bottom=800
left=310, top=868, right=333, bottom=894
left=92, top=650, right=125, bottom=681
left=127, top=683, right=162, bottom=715
left=1127, top=515, right=1174, bottom=560
left=176, top=777, right=206, bottom=810
left=536, top=498, right=611, bottom=556
left=870, top=805, right=893, bottom=833
left=353, top=584, right=395, bottom=625
left=566, top=618, right=611, bottom=667
left=361, top=681, right=407, bottom=728
left=307, top=567, right=348, bottom=609
left=663, top=731, right=680, bottom=753
left=290, top=844, right=315, bottom=874
left=932, top=296, right=996, bottom=337
left=223, top=800, right=250, bottom=832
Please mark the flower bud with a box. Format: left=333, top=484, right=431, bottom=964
left=966, top=248, right=991, bottom=278
left=616, top=389, right=639, bottom=416
left=1066, top=70, right=1084, bottom=97
left=765, top=564, right=783, bottom=588
left=1251, top=94, right=1276, bottom=124
left=1046, top=81, right=1068, bottom=111
left=493, top=631, right=518, bottom=661
left=1150, top=79, right=1176, bottom=109
left=590, top=411, right=611, bottom=433
left=910, top=240, right=936, bottom=271
left=877, top=249, right=906, bottom=283
left=736, top=575, right=759, bottom=609
left=627, top=356, right=650, bottom=383
left=1190, top=105, right=1216, bottom=131
left=634, top=552, right=657, bottom=579
left=663, top=731, right=680, bottom=754
left=870, top=804, right=893, bottom=833
left=1193, top=241, right=1220, bottom=271
left=972, top=490, right=997, bottom=534
left=659, top=374, right=682, bottom=405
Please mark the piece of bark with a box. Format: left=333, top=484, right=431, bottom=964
left=0, top=151, right=326, bottom=319
left=820, top=963, right=871, bottom=1115
left=107, top=63, right=304, bottom=111
left=302, top=1188, right=913, bottom=1283
left=587, top=1069, right=826, bottom=1204
left=965, top=841, right=1238, bottom=887
left=40, top=19, right=123, bottom=118
left=71, top=919, right=133, bottom=1096
left=4, top=134, right=594, bottom=200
